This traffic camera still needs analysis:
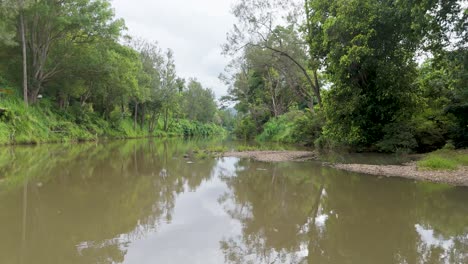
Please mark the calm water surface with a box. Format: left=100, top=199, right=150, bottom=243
left=0, top=139, right=467, bottom=264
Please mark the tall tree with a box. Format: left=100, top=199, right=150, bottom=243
left=0, top=0, right=17, bottom=46
left=182, top=78, right=217, bottom=123
left=224, top=0, right=322, bottom=108
left=23, top=0, right=124, bottom=103
left=160, top=49, right=179, bottom=131
left=19, top=0, right=28, bottom=105
left=0, top=0, right=29, bottom=104
left=304, top=0, right=464, bottom=150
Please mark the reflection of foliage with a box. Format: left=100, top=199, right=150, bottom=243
left=220, top=160, right=468, bottom=264
left=0, top=139, right=217, bottom=263
left=220, top=160, right=325, bottom=263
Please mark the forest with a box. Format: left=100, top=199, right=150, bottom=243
left=0, top=0, right=227, bottom=144
left=0, top=0, right=467, bottom=153
left=222, top=0, right=467, bottom=153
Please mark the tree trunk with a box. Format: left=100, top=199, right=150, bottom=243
left=163, top=108, right=168, bottom=131
left=133, top=101, right=138, bottom=130
left=313, top=69, right=322, bottom=106
left=148, top=112, right=155, bottom=133
left=28, top=86, right=40, bottom=104
left=140, top=104, right=145, bottom=129
left=20, top=9, right=28, bottom=106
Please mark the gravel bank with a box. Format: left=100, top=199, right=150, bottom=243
left=223, top=150, right=468, bottom=186
left=332, top=162, right=468, bottom=186
left=223, top=151, right=316, bottom=162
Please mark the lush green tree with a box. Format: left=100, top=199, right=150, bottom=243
left=22, top=0, right=124, bottom=103
left=224, top=0, right=322, bottom=108
left=304, top=0, right=464, bottom=151
left=159, top=49, right=180, bottom=131
left=0, top=0, right=18, bottom=46
left=182, top=78, right=217, bottom=123
left=0, top=0, right=224, bottom=144
left=130, top=40, right=165, bottom=131
left=415, top=48, right=468, bottom=150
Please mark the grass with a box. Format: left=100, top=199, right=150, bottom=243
left=417, top=149, right=468, bottom=171
left=205, top=145, right=228, bottom=153
left=236, top=145, right=268, bottom=151
left=190, top=145, right=228, bottom=160
left=0, top=97, right=225, bottom=145
left=235, top=144, right=286, bottom=151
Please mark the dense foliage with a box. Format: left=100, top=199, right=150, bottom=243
left=0, top=0, right=226, bottom=144
left=223, top=0, right=467, bottom=152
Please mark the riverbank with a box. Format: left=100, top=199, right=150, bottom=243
left=223, top=150, right=316, bottom=162
left=0, top=98, right=225, bottom=145
left=223, top=149, right=468, bottom=187
left=332, top=162, right=468, bottom=186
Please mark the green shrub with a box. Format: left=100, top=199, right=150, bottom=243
left=234, top=116, right=257, bottom=140
left=376, top=122, right=418, bottom=153
left=292, top=110, right=325, bottom=146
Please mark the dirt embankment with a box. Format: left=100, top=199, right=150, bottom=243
left=331, top=162, right=468, bottom=186
left=223, top=150, right=316, bottom=162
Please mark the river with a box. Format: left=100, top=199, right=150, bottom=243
left=0, top=139, right=467, bottom=264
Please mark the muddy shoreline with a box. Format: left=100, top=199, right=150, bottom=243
left=222, top=150, right=468, bottom=187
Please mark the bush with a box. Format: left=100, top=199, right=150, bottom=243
left=292, top=110, right=325, bottom=146
left=376, top=122, right=418, bottom=153
left=172, top=120, right=225, bottom=137
left=256, top=111, right=302, bottom=143
left=234, top=116, right=257, bottom=140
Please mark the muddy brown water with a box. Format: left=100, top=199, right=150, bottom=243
left=0, top=139, right=467, bottom=264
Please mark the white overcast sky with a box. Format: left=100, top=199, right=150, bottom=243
left=112, top=0, right=236, bottom=98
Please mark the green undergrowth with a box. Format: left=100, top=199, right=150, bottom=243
left=0, top=98, right=225, bottom=145
left=255, top=110, right=325, bottom=147
left=256, top=111, right=303, bottom=143
left=417, top=149, right=468, bottom=171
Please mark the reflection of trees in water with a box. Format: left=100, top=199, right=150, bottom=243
left=219, top=160, right=468, bottom=264
left=219, top=159, right=325, bottom=264
left=0, top=139, right=217, bottom=264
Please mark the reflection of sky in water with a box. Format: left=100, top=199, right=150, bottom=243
left=123, top=159, right=242, bottom=264
left=77, top=158, right=243, bottom=264
left=315, top=188, right=330, bottom=231
left=415, top=224, right=455, bottom=264
left=315, top=214, right=328, bottom=229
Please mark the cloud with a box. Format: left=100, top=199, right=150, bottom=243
left=112, top=0, right=236, bottom=98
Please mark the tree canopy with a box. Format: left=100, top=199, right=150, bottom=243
left=223, top=0, right=467, bottom=151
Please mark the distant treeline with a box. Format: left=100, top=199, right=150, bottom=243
left=0, top=0, right=233, bottom=144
